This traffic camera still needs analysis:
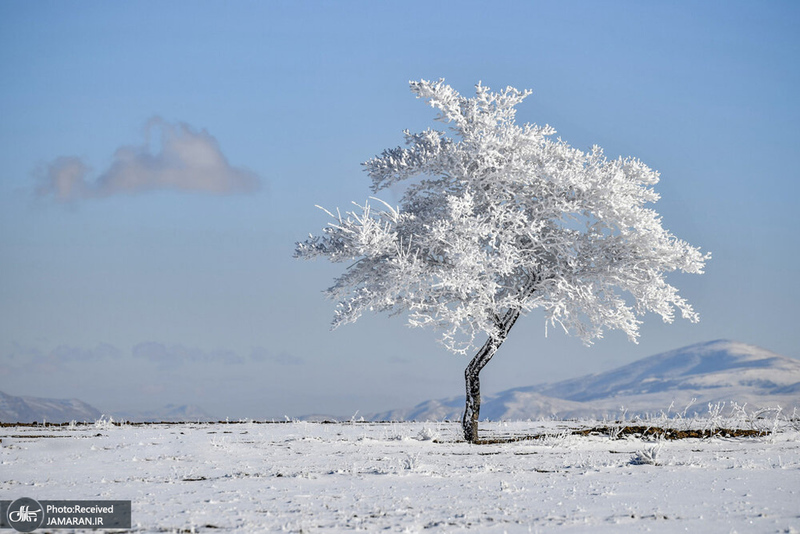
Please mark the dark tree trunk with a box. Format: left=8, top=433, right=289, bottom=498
left=462, top=306, right=523, bottom=443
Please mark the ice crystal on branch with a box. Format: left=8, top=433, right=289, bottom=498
left=296, top=79, right=709, bottom=355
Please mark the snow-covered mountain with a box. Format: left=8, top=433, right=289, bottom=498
left=0, top=391, right=213, bottom=424
left=5, top=341, right=797, bottom=423
left=0, top=390, right=102, bottom=423
left=372, top=340, right=800, bottom=421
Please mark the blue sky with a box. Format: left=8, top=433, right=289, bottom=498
left=1, top=1, right=798, bottom=419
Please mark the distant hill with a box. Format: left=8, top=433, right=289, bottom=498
left=371, top=340, right=800, bottom=421
left=111, top=404, right=213, bottom=423
left=0, top=390, right=102, bottom=423
left=5, top=340, right=796, bottom=424
left=0, top=390, right=213, bottom=424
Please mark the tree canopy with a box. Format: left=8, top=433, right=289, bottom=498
left=296, top=79, right=709, bottom=355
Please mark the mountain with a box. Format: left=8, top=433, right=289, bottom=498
left=110, top=404, right=214, bottom=423
left=0, top=390, right=102, bottom=423
left=0, top=391, right=213, bottom=424
left=372, top=340, right=800, bottom=421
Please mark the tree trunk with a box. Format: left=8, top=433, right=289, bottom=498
left=462, top=306, right=523, bottom=443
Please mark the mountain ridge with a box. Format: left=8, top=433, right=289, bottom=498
left=0, top=391, right=214, bottom=424
left=370, top=340, right=800, bottom=421
left=4, top=340, right=797, bottom=423
left=110, top=404, right=214, bottom=423
left=0, top=390, right=102, bottom=423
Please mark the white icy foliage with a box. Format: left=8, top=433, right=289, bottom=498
left=296, top=79, right=709, bottom=354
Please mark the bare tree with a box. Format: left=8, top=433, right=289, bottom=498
left=296, top=79, right=709, bottom=442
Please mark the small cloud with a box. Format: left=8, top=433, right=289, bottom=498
left=34, top=157, right=92, bottom=201
left=132, top=342, right=245, bottom=366
left=3, top=343, right=122, bottom=375
left=36, top=118, right=261, bottom=202
left=50, top=343, right=122, bottom=362
left=250, top=347, right=305, bottom=366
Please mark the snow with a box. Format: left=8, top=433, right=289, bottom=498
left=3, top=419, right=800, bottom=532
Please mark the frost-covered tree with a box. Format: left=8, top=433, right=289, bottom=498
left=296, top=79, right=709, bottom=442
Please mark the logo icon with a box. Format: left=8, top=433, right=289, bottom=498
left=7, top=498, right=44, bottom=532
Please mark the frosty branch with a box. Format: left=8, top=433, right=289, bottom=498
left=295, top=79, right=709, bottom=442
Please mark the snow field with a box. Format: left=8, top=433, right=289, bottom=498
left=2, top=420, right=799, bottom=533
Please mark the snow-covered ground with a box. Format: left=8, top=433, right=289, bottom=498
left=3, top=418, right=799, bottom=533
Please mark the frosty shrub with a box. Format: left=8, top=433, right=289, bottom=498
left=631, top=443, right=664, bottom=466
left=296, top=79, right=709, bottom=442
left=94, top=415, right=116, bottom=431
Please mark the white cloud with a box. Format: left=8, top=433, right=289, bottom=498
left=36, top=118, right=261, bottom=201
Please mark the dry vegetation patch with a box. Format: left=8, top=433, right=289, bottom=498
left=465, top=425, right=770, bottom=444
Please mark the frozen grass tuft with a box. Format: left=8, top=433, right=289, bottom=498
left=630, top=443, right=664, bottom=466
left=94, top=415, right=115, bottom=430
left=416, top=426, right=438, bottom=441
